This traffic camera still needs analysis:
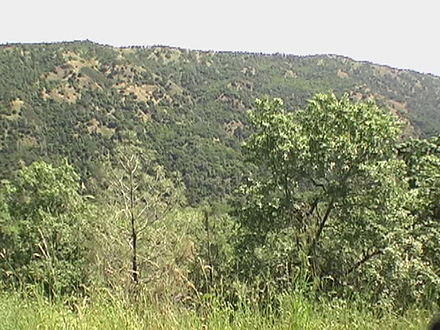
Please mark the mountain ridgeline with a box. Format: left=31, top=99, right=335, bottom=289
left=1, top=41, right=439, bottom=203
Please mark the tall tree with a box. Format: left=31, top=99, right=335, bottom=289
left=235, top=94, right=438, bottom=305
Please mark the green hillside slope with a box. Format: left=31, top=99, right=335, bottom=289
left=1, top=41, right=439, bottom=203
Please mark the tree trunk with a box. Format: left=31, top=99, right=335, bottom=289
left=130, top=169, right=138, bottom=284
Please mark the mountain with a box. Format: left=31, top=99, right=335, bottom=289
left=1, top=41, right=439, bottom=203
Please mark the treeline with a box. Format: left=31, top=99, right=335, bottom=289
left=1, top=94, right=439, bottom=316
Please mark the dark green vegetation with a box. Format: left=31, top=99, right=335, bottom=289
left=235, top=94, right=439, bottom=309
left=1, top=41, right=440, bottom=328
left=1, top=41, right=440, bottom=204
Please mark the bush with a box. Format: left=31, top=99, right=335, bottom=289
left=0, top=161, right=93, bottom=296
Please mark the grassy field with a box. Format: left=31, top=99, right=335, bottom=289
left=0, top=290, right=434, bottom=330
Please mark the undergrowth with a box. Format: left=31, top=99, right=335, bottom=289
left=0, top=288, right=434, bottom=330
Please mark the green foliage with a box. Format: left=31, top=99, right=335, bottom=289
left=0, top=289, right=433, bottom=329
left=1, top=42, right=440, bottom=204
left=1, top=39, right=440, bottom=318
left=0, top=161, right=93, bottom=296
left=398, top=136, right=440, bottom=283
left=187, top=202, right=237, bottom=296
left=235, top=94, right=439, bottom=307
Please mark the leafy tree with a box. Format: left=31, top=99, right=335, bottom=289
left=235, top=94, right=438, bottom=306
left=0, top=161, right=92, bottom=296
left=399, top=136, right=440, bottom=278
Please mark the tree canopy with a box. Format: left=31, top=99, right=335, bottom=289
left=235, top=94, right=440, bottom=307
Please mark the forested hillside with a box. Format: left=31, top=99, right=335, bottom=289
left=1, top=40, right=440, bottom=203
left=1, top=62, right=439, bottom=327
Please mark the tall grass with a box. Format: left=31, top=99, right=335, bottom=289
left=0, top=288, right=434, bottom=330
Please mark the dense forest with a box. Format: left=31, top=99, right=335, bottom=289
left=0, top=41, right=439, bottom=329
left=1, top=41, right=440, bottom=204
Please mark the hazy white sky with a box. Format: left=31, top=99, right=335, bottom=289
left=2, top=0, right=439, bottom=76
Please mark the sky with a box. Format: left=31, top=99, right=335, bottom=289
left=2, top=0, right=439, bottom=76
